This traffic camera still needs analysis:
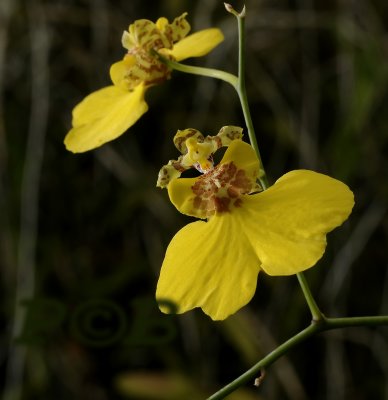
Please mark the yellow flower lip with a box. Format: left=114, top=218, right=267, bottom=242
left=157, top=135, right=355, bottom=320
left=64, top=14, right=224, bottom=153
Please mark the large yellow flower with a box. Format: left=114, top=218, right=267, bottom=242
left=156, top=128, right=354, bottom=320
left=64, top=13, right=224, bottom=153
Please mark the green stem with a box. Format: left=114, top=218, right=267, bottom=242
left=157, top=57, right=238, bottom=89
left=297, top=272, right=324, bottom=321
left=207, top=315, right=388, bottom=399
left=325, top=316, right=388, bottom=328
left=231, top=9, right=269, bottom=190
left=207, top=323, right=320, bottom=400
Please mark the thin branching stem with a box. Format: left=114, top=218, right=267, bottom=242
left=207, top=315, right=388, bottom=399
left=156, top=56, right=238, bottom=89
left=297, top=272, right=324, bottom=321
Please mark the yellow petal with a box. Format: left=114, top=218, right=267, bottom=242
left=239, top=170, right=354, bottom=275
left=125, top=19, right=170, bottom=50
left=170, top=28, right=224, bottom=61
left=64, top=84, right=148, bottom=153
left=167, top=176, right=200, bottom=217
left=167, top=140, right=259, bottom=218
left=220, top=139, right=260, bottom=178
left=156, top=214, right=261, bottom=320
left=155, top=17, right=169, bottom=31
left=167, top=13, right=190, bottom=42
left=110, top=57, right=136, bottom=89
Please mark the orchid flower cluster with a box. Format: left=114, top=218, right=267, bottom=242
left=65, top=5, right=388, bottom=399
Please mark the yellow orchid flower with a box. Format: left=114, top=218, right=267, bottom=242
left=156, top=128, right=354, bottom=320
left=64, top=13, right=224, bottom=153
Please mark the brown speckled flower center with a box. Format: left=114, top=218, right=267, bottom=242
left=191, top=162, right=253, bottom=217
left=126, top=50, right=172, bottom=88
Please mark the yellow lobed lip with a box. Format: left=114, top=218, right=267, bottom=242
left=64, top=13, right=224, bottom=153
left=157, top=139, right=354, bottom=320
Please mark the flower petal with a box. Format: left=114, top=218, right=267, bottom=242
left=167, top=176, right=199, bottom=217
left=156, top=215, right=261, bottom=320
left=240, top=170, right=354, bottom=275
left=110, top=57, right=136, bottom=89
left=170, top=28, right=224, bottom=61
left=220, top=139, right=260, bottom=178
left=64, top=84, right=148, bottom=153
left=162, top=13, right=190, bottom=42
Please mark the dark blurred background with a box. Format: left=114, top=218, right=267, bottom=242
left=1, top=0, right=388, bottom=399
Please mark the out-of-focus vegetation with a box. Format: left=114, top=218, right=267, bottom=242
left=1, top=0, right=388, bottom=399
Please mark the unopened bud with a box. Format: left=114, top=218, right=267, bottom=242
left=224, top=3, right=246, bottom=18
left=224, top=3, right=234, bottom=13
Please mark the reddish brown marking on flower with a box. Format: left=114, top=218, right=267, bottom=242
left=227, top=186, right=240, bottom=198
left=212, top=135, right=222, bottom=149
left=231, top=169, right=252, bottom=192
left=214, top=197, right=230, bottom=213
left=138, top=31, right=147, bottom=41
left=125, top=48, right=172, bottom=88
left=174, top=129, right=203, bottom=153
left=191, top=161, right=253, bottom=217
left=225, top=129, right=240, bottom=140
left=234, top=198, right=243, bottom=208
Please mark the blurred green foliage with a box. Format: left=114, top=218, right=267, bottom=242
left=1, top=0, right=388, bottom=399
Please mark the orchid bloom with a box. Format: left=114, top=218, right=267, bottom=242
left=156, top=127, right=354, bottom=320
left=64, top=13, right=224, bottom=153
